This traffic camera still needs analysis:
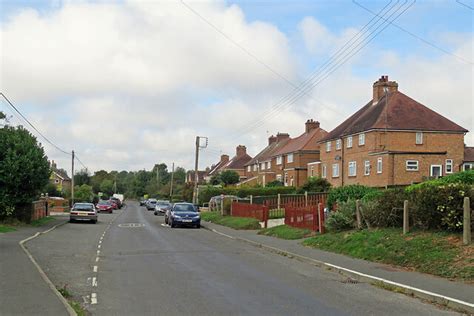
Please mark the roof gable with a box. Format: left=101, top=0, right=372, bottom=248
left=273, top=127, right=327, bottom=156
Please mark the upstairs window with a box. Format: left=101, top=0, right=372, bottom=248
left=326, top=141, right=331, bottom=152
left=253, top=164, right=257, bottom=171
left=287, top=153, right=294, bottom=163
left=416, top=132, right=423, bottom=145
left=336, top=139, right=342, bottom=150
left=359, top=133, right=365, bottom=146
left=332, top=164, right=340, bottom=177
left=406, top=160, right=419, bottom=171
left=276, top=156, right=283, bottom=165
left=260, top=163, right=265, bottom=170
left=348, top=161, right=357, bottom=177
left=266, top=161, right=271, bottom=169
left=247, top=166, right=251, bottom=172
left=445, top=159, right=453, bottom=174
left=347, top=136, right=353, bottom=148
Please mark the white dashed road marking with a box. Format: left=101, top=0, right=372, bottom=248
left=91, top=293, right=97, bottom=305
left=93, top=266, right=98, bottom=273
left=92, top=277, right=98, bottom=287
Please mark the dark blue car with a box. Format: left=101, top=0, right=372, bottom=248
left=168, top=203, right=200, bottom=228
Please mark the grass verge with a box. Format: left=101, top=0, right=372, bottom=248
left=302, top=228, right=474, bottom=281
left=58, top=285, right=87, bottom=316
left=201, top=212, right=260, bottom=230
left=30, top=216, right=55, bottom=227
left=259, top=225, right=312, bottom=240
left=0, top=225, right=17, bottom=233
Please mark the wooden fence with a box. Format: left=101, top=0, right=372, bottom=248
left=284, top=203, right=325, bottom=233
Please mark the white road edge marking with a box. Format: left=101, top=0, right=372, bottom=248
left=95, top=257, right=100, bottom=262
left=92, top=277, right=98, bottom=287
left=98, top=244, right=101, bottom=249
left=211, top=229, right=235, bottom=239
left=91, top=293, right=97, bottom=305
left=93, top=266, right=98, bottom=273
left=97, top=250, right=101, bottom=255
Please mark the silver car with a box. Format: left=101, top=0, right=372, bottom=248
left=70, top=203, right=98, bottom=223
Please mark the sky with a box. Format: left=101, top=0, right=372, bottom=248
left=0, top=0, right=473, bottom=175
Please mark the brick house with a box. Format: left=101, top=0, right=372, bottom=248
left=185, top=170, right=207, bottom=184
left=241, top=133, right=291, bottom=186
left=318, top=76, right=469, bottom=188
left=271, top=120, right=328, bottom=187
left=220, top=145, right=253, bottom=181
left=463, top=147, right=474, bottom=171
left=204, top=154, right=229, bottom=183
left=49, top=160, right=71, bottom=193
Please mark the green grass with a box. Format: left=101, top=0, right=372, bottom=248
left=0, top=225, right=17, bottom=233
left=302, top=228, right=474, bottom=281
left=30, top=216, right=55, bottom=227
left=201, top=212, right=261, bottom=230
left=259, top=225, right=312, bottom=240
left=69, top=301, right=86, bottom=316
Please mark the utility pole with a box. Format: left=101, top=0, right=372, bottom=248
left=71, top=150, right=75, bottom=206
left=193, top=136, right=208, bottom=204
left=156, top=164, right=160, bottom=195
left=169, top=162, right=175, bottom=198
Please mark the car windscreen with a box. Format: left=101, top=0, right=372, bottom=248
left=98, top=201, right=110, bottom=205
left=157, top=202, right=170, bottom=206
left=173, top=204, right=196, bottom=212
left=74, top=204, right=93, bottom=210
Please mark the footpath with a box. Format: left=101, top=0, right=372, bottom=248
left=202, top=221, right=474, bottom=313
left=0, top=217, right=70, bottom=316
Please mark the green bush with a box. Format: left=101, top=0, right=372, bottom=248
left=361, top=188, right=407, bottom=228
left=266, top=180, right=284, bottom=187
left=198, top=186, right=296, bottom=206
left=327, top=185, right=377, bottom=209
left=406, top=170, right=474, bottom=192
left=325, top=200, right=356, bottom=232
left=297, top=177, right=331, bottom=194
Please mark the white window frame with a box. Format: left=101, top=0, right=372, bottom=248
left=260, top=162, right=265, bottom=170
left=358, top=133, right=365, bottom=146
left=336, top=139, right=342, bottom=150
left=284, top=172, right=288, bottom=186
left=463, top=163, right=473, bottom=171
left=276, top=156, right=282, bottom=165
left=416, top=132, right=423, bottom=145
left=430, top=164, right=443, bottom=177
left=406, top=160, right=419, bottom=171
left=445, top=159, right=453, bottom=174
left=266, top=161, right=271, bottom=170
left=322, top=165, right=327, bottom=179
left=310, top=166, right=314, bottom=177
left=364, top=160, right=370, bottom=176
left=377, top=157, right=383, bottom=174
left=347, top=136, right=353, bottom=148
left=332, top=163, right=339, bottom=178
left=326, top=141, right=331, bottom=152
left=276, top=174, right=282, bottom=182
left=253, top=164, right=257, bottom=171
left=247, top=166, right=251, bottom=172
left=348, top=161, right=357, bottom=177
left=287, top=153, right=294, bottom=163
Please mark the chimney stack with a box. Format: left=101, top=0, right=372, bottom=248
left=373, top=75, right=398, bottom=105
left=51, top=160, right=57, bottom=170
left=305, top=119, right=320, bottom=133
left=268, top=135, right=277, bottom=145
left=236, top=145, right=247, bottom=157
left=220, top=154, right=229, bottom=164
left=276, top=132, right=290, bottom=142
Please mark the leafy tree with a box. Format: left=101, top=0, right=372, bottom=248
left=209, top=174, right=222, bottom=185
left=74, top=184, right=94, bottom=203
left=220, top=170, right=240, bottom=186
left=74, top=169, right=90, bottom=186
left=44, top=183, right=61, bottom=197
left=0, top=124, right=50, bottom=219
left=173, top=167, right=186, bottom=185
left=100, top=179, right=114, bottom=196
left=298, top=177, right=331, bottom=193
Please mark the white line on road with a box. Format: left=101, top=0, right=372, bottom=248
left=92, top=277, right=97, bottom=287
left=95, top=257, right=99, bottom=262
left=98, top=244, right=101, bottom=249
left=91, top=293, right=97, bottom=305
left=97, top=250, right=101, bottom=255
left=93, top=266, right=98, bottom=273
left=211, top=229, right=236, bottom=239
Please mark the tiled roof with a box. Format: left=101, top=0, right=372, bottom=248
left=53, top=169, right=71, bottom=181
left=207, top=161, right=226, bottom=176
left=273, top=128, right=328, bottom=156
left=224, top=153, right=253, bottom=170
left=321, top=91, right=468, bottom=142
left=245, top=138, right=291, bottom=166
left=465, top=147, right=474, bottom=162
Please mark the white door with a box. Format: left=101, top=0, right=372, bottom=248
left=430, top=165, right=442, bottom=178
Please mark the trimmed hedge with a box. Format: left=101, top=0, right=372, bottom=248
left=198, top=186, right=296, bottom=205
left=406, top=170, right=474, bottom=192
left=327, top=184, right=377, bottom=209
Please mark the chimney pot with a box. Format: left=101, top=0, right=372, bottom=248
left=236, top=145, right=247, bottom=157
left=268, top=135, right=277, bottom=145
left=373, top=75, right=398, bottom=105
left=305, top=119, right=320, bottom=133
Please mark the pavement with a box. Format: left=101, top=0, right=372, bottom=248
left=23, top=202, right=461, bottom=315
left=0, top=217, right=70, bottom=316
left=201, top=220, right=474, bottom=313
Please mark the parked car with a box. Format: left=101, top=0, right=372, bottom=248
left=96, top=200, right=113, bottom=213
left=154, top=200, right=171, bottom=215
left=110, top=197, right=122, bottom=209
left=112, top=193, right=124, bottom=204
left=70, top=203, right=98, bottom=223
left=146, top=198, right=157, bottom=210
left=209, top=195, right=240, bottom=212
left=166, top=203, right=200, bottom=228
left=109, top=200, right=119, bottom=210
left=139, top=198, right=147, bottom=206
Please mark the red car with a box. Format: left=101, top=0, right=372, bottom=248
left=96, top=200, right=113, bottom=213
left=108, top=200, right=119, bottom=210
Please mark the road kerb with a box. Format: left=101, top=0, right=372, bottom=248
left=19, top=220, right=77, bottom=316
left=202, top=223, right=474, bottom=314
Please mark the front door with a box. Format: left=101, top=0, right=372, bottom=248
left=430, top=165, right=442, bottom=178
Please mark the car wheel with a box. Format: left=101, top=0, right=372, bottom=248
left=196, top=224, right=200, bottom=229
left=165, top=217, right=168, bottom=224
left=69, top=218, right=74, bottom=223
left=92, top=220, right=97, bottom=224
left=170, top=220, right=175, bottom=228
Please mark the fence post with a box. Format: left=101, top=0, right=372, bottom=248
left=277, top=193, right=281, bottom=210
left=250, top=195, right=253, bottom=205
left=403, top=200, right=409, bottom=235
left=463, top=197, right=471, bottom=245
left=264, top=206, right=268, bottom=229
left=220, top=194, right=224, bottom=216
left=355, top=199, right=362, bottom=229
left=305, top=191, right=308, bottom=206
left=318, top=203, right=324, bottom=234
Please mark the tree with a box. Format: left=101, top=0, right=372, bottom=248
left=74, top=184, right=94, bottom=202
left=44, top=183, right=61, bottom=197
left=299, top=177, right=331, bottom=193
left=209, top=174, right=222, bottom=185
left=0, top=123, right=50, bottom=219
left=220, top=170, right=240, bottom=186
left=74, top=169, right=90, bottom=186
left=100, top=179, right=114, bottom=196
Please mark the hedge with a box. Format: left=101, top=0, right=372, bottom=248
left=198, top=186, right=296, bottom=205
left=327, top=184, right=378, bottom=209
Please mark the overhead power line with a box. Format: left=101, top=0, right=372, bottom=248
left=456, top=0, right=474, bottom=11
left=353, top=0, right=473, bottom=65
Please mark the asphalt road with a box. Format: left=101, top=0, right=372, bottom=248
left=28, top=202, right=458, bottom=316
